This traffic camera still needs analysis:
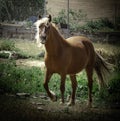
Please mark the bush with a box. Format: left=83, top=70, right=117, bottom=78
left=53, top=9, right=87, bottom=31
left=0, top=40, right=15, bottom=51
left=53, top=9, right=67, bottom=24
left=0, top=61, right=44, bottom=94
left=0, top=52, right=9, bottom=58
left=80, top=18, right=114, bottom=33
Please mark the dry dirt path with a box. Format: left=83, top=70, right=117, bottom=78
left=16, top=59, right=45, bottom=68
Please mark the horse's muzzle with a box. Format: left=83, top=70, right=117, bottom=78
left=40, top=36, right=46, bottom=44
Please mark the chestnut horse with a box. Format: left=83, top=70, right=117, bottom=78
left=34, top=15, right=110, bottom=107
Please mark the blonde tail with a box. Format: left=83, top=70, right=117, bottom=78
left=94, top=52, right=112, bottom=88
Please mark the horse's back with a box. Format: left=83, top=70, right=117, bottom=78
left=67, top=36, right=95, bottom=54
left=66, top=36, right=92, bottom=46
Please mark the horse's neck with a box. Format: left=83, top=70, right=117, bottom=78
left=45, top=25, right=68, bottom=56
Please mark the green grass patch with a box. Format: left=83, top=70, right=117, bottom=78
left=0, top=60, right=120, bottom=104
left=0, top=38, right=120, bottom=104
left=0, top=38, right=44, bottom=59
left=0, top=60, right=44, bottom=94
left=0, top=39, right=15, bottom=51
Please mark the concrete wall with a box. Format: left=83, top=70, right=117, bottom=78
left=46, top=0, right=120, bottom=22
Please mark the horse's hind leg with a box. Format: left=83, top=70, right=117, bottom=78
left=85, top=66, right=94, bottom=108
left=67, top=75, right=78, bottom=106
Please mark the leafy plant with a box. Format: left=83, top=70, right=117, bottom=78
left=53, top=9, right=87, bottom=30
left=0, top=0, right=44, bottom=21
left=80, top=18, right=114, bottom=33
left=95, top=70, right=120, bottom=106
left=0, top=61, right=44, bottom=94
left=0, top=52, right=9, bottom=58
left=0, top=40, right=15, bottom=51
left=53, top=9, right=67, bottom=24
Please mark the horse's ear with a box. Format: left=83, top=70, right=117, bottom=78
left=48, top=14, right=52, bottom=22
left=38, top=15, right=42, bottom=20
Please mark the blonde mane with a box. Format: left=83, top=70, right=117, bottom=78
left=34, top=17, right=49, bottom=47
left=34, top=17, right=59, bottom=47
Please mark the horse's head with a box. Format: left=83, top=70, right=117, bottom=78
left=34, top=15, right=52, bottom=44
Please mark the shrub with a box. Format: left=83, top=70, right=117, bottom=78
left=0, top=61, right=44, bottom=94
left=97, top=71, right=120, bottom=105
left=53, top=9, right=67, bottom=24
left=80, top=18, right=114, bottom=33
left=0, top=52, right=9, bottom=58
left=0, top=40, right=15, bottom=51
left=53, top=9, right=87, bottom=31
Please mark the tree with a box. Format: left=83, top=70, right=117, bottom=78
left=0, top=0, right=44, bottom=21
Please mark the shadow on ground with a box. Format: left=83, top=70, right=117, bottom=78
left=0, top=94, right=120, bottom=121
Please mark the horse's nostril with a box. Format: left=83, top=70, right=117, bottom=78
left=40, top=36, right=46, bottom=44
left=43, top=36, right=46, bottom=40
left=41, top=36, right=46, bottom=41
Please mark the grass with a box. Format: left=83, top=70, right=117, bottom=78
left=0, top=38, right=44, bottom=59
left=0, top=60, right=45, bottom=94
left=0, top=38, right=120, bottom=104
left=15, top=39, right=43, bottom=57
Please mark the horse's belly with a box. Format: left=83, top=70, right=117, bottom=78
left=67, top=62, right=86, bottom=74
left=67, top=53, right=89, bottom=74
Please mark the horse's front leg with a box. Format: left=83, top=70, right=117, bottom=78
left=43, top=70, right=57, bottom=101
left=60, top=74, right=66, bottom=104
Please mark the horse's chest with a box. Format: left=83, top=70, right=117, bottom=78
left=45, top=57, right=63, bottom=73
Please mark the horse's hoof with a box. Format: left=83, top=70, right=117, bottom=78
left=67, top=101, right=75, bottom=106
left=51, top=95, right=57, bottom=102
left=60, top=101, right=64, bottom=105
left=50, top=91, right=57, bottom=102
left=87, top=102, right=92, bottom=108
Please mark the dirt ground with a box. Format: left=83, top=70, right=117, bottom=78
left=16, top=59, right=45, bottom=68
left=0, top=59, right=120, bottom=121
left=0, top=94, right=120, bottom=121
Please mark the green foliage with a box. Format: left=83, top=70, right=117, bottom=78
left=0, top=52, right=9, bottom=58
left=53, top=9, right=87, bottom=31
left=0, top=60, right=120, bottom=105
left=53, top=9, right=114, bottom=32
left=0, top=0, right=44, bottom=21
left=96, top=71, right=120, bottom=105
left=0, top=61, right=44, bottom=94
left=0, top=39, right=39, bottom=59
left=108, top=71, right=120, bottom=102
left=69, top=9, right=87, bottom=32
left=0, top=40, right=15, bottom=51
left=80, top=18, right=114, bottom=33
left=53, top=9, right=67, bottom=24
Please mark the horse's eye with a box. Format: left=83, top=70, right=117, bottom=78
left=39, top=23, right=44, bottom=28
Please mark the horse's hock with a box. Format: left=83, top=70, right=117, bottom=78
left=0, top=23, right=35, bottom=40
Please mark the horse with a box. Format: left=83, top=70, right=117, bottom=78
left=34, top=15, right=110, bottom=107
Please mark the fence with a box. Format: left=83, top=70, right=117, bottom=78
left=0, top=23, right=35, bottom=40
